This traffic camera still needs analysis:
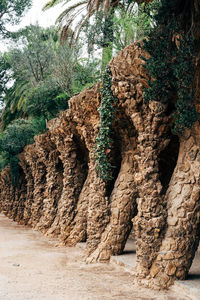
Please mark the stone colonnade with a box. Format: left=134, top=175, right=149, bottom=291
left=0, top=42, right=200, bottom=289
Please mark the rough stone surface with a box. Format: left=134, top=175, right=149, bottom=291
left=0, top=41, right=200, bottom=290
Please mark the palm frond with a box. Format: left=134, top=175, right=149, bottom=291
left=59, top=25, right=74, bottom=43
left=44, top=0, right=121, bottom=46
left=56, top=2, right=88, bottom=44
left=55, top=1, right=87, bottom=24
left=73, top=14, right=90, bottom=43
left=43, top=0, right=64, bottom=11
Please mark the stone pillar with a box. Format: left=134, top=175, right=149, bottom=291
left=25, top=144, right=47, bottom=227
left=132, top=101, right=170, bottom=280
left=13, top=173, right=27, bottom=224
left=86, top=147, right=137, bottom=262
left=36, top=150, right=63, bottom=233
left=86, top=158, right=109, bottom=257
left=46, top=131, right=88, bottom=240
left=21, top=149, right=35, bottom=225
left=146, top=128, right=200, bottom=289
left=0, top=167, right=13, bottom=217
left=63, top=161, right=95, bottom=245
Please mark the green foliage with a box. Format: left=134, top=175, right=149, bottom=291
left=0, top=119, right=36, bottom=185
left=53, top=36, right=100, bottom=95
left=0, top=0, right=32, bottom=37
left=30, top=116, right=47, bottom=136
left=72, top=58, right=101, bottom=93
left=0, top=152, right=8, bottom=172
left=113, top=1, right=160, bottom=52
left=82, top=10, right=114, bottom=71
left=0, top=25, right=60, bottom=129
left=0, top=53, right=10, bottom=104
left=142, top=25, right=175, bottom=104
left=0, top=119, right=34, bottom=156
left=83, top=1, right=159, bottom=56
left=0, top=25, right=99, bottom=130
left=24, top=81, right=69, bottom=120
left=142, top=0, right=198, bottom=134
left=172, top=35, right=198, bottom=133
left=95, top=66, right=117, bottom=181
left=0, top=24, right=101, bottom=184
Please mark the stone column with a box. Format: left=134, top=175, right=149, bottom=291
left=63, top=160, right=96, bottom=245
left=85, top=159, right=109, bottom=257
left=86, top=147, right=137, bottom=262
left=46, top=132, right=87, bottom=240
left=132, top=101, right=170, bottom=281
left=146, top=128, right=200, bottom=289
left=25, top=144, right=47, bottom=227
left=13, top=173, right=27, bottom=224
left=21, top=149, right=35, bottom=225
left=36, top=150, right=63, bottom=233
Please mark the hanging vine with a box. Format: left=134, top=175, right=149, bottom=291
left=95, top=66, right=117, bottom=181
left=142, top=0, right=198, bottom=134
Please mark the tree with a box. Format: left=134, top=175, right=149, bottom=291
left=0, top=0, right=32, bottom=37
left=83, top=1, right=158, bottom=58
left=44, top=0, right=158, bottom=70
left=43, top=0, right=120, bottom=69
left=0, top=24, right=101, bottom=130
left=0, top=25, right=58, bottom=128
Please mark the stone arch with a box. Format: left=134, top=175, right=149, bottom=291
left=45, top=119, right=90, bottom=240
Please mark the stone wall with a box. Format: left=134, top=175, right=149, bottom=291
left=0, top=41, right=200, bottom=289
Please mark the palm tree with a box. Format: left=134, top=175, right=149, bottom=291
left=43, top=0, right=121, bottom=69
left=43, top=0, right=90, bottom=44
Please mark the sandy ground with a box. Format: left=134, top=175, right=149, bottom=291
left=0, top=213, right=189, bottom=300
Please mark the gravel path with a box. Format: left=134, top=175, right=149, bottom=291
left=0, top=214, right=188, bottom=300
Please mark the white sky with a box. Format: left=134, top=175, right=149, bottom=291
left=0, top=0, right=64, bottom=51
left=14, top=0, right=63, bottom=28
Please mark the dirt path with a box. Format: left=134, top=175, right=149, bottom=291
left=0, top=214, right=188, bottom=300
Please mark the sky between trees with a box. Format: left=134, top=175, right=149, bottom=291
left=0, top=0, right=63, bottom=51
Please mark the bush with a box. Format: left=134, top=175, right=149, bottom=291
left=25, top=81, right=69, bottom=120
left=0, top=119, right=35, bottom=185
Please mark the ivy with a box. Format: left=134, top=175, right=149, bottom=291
left=142, top=0, right=198, bottom=135
left=95, top=66, right=117, bottom=181
left=172, top=35, right=198, bottom=134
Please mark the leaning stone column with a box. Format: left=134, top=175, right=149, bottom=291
left=132, top=101, right=170, bottom=281
left=0, top=167, right=14, bottom=217
left=46, top=124, right=87, bottom=239
left=25, top=141, right=47, bottom=227
left=63, top=156, right=96, bottom=245
left=85, top=158, right=109, bottom=257
left=146, top=127, right=200, bottom=289
left=36, top=148, right=63, bottom=233
left=19, top=151, right=34, bottom=225
left=13, top=172, right=27, bottom=224
left=86, top=147, right=137, bottom=262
